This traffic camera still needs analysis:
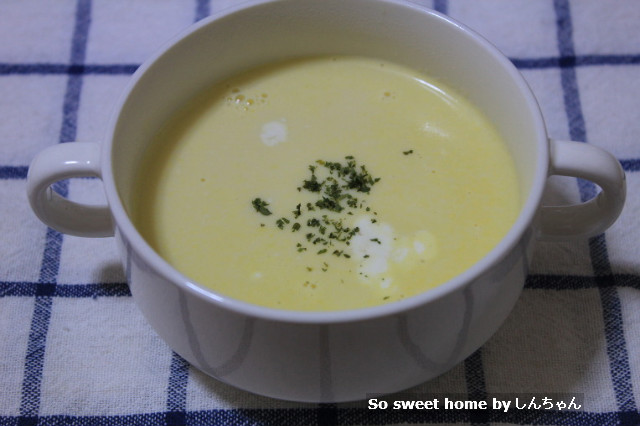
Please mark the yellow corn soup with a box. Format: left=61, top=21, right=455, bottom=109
left=132, top=56, right=520, bottom=311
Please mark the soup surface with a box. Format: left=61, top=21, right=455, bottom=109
left=132, top=56, right=520, bottom=311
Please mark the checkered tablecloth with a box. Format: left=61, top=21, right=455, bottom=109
left=1, top=1, right=639, bottom=425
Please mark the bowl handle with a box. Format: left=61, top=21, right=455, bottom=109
left=26, top=142, right=114, bottom=237
left=539, top=139, right=626, bottom=240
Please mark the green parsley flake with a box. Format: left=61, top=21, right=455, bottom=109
left=252, top=198, right=272, bottom=216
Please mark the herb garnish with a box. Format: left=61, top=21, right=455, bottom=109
left=276, top=217, right=290, bottom=229
left=252, top=198, right=272, bottom=216
left=251, top=155, right=381, bottom=268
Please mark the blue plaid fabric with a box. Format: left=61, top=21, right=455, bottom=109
left=1, top=1, right=639, bottom=425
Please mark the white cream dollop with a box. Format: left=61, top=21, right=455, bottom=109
left=260, top=119, right=287, bottom=146
left=350, top=216, right=394, bottom=277
left=349, top=216, right=438, bottom=290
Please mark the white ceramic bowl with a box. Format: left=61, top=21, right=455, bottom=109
left=27, top=0, right=625, bottom=402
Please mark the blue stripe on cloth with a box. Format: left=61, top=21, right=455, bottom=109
left=0, top=63, right=138, bottom=75
left=0, top=166, right=28, bottom=179
left=8, top=407, right=637, bottom=425
left=0, top=282, right=131, bottom=298
left=620, top=159, right=640, bottom=172
left=60, top=76, right=84, bottom=143
left=18, top=0, right=93, bottom=422
left=18, top=296, right=53, bottom=421
left=554, top=1, right=639, bottom=423
left=317, top=404, right=338, bottom=426
left=196, top=408, right=635, bottom=425
left=433, top=0, right=448, bottom=15
left=464, top=350, right=489, bottom=426
left=20, top=226, right=66, bottom=417
left=195, top=0, right=210, bottom=21
left=512, top=54, right=640, bottom=69
left=591, top=237, right=639, bottom=421
left=1, top=53, right=638, bottom=77
left=69, top=2, right=91, bottom=65
left=38, top=227, right=64, bottom=285
left=166, top=353, right=190, bottom=425
left=526, top=274, right=640, bottom=290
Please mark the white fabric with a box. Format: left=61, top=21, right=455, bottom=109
left=1, top=1, right=638, bottom=424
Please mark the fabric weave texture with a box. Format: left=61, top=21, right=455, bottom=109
left=1, top=1, right=639, bottom=425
